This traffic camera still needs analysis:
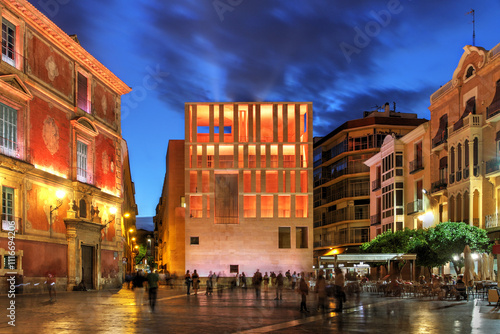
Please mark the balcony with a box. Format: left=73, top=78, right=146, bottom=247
left=409, top=158, right=424, bottom=174
left=463, top=166, right=469, bottom=179
left=485, top=214, right=500, bottom=229
left=456, top=170, right=462, bottom=182
left=473, top=165, right=481, bottom=177
left=449, top=173, right=455, bottom=184
left=432, top=130, right=447, bottom=150
left=372, top=179, right=381, bottom=191
left=370, top=214, right=381, bottom=226
left=319, top=205, right=369, bottom=227
left=485, top=158, right=500, bottom=176
left=449, top=114, right=482, bottom=137
left=431, top=179, right=447, bottom=193
left=406, top=199, right=423, bottom=215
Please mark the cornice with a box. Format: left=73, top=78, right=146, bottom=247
left=4, top=0, right=131, bottom=96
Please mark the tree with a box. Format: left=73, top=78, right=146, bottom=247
left=426, top=222, right=491, bottom=274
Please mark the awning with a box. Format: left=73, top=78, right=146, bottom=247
left=320, top=253, right=417, bottom=263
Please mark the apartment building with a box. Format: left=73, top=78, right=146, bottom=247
left=313, top=105, right=427, bottom=262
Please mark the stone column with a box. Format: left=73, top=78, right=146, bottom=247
left=66, top=223, right=78, bottom=291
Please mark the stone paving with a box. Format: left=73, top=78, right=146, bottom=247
left=0, top=285, right=499, bottom=333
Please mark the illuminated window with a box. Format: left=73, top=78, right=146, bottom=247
left=261, top=195, right=273, bottom=218
left=206, top=196, right=210, bottom=218
left=300, top=171, right=308, bottom=193
left=296, top=227, right=308, bottom=248
left=243, top=171, right=251, bottom=193
left=76, top=140, right=88, bottom=183
left=287, top=106, right=295, bottom=142
left=180, top=196, right=186, bottom=208
left=278, top=195, right=290, bottom=218
left=244, top=195, right=256, bottom=218
left=290, top=171, right=296, bottom=193
left=279, top=227, right=291, bottom=248
left=2, top=19, right=15, bottom=67
left=2, top=186, right=17, bottom=232
left=266, top=171, right=278, bottom=193
left=190, top=196, right=202, bottom=218
left=190, top=171, right=197, bottom=193
left=202, top=171, right=210, bottom=192
left=255, top=171, right=261, bottom=193
left=77, top=71, right=91, bottom=113
left=295, top=195, right=308, bottom=217
left=190, top=237, right=199, bottom=245
left=0, top=103, right=17, bottom=158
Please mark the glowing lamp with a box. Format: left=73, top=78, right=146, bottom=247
left=55, top=189, right=66, bottom=199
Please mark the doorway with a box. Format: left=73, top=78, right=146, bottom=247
left=82, top=245, right=94, bottom=289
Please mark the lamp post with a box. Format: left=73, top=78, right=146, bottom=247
left=101, top=207, right=117, bottom=231
left=49, top=190, right=66, bottom=237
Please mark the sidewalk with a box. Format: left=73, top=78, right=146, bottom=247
left=0, top=286, right=498, bottom=333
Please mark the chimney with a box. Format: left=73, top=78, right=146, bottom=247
left=384, top=102, right=390, bottom=115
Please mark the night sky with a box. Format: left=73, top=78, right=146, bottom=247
left=32, top=0, right=500, bottom=217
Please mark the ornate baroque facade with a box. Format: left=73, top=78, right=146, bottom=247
left=0, top=0, right=134, bottom=292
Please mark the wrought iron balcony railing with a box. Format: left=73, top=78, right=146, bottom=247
left=406, top=199, right=423, bottom=215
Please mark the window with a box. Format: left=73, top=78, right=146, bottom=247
left=0, top=103, right=17, bottom=158
left=296, top=227, right=308, bottom=248
left=4, top=255, right=17, bottom=269
left=465, top=65, right=475, bottom=79
left=180, top=196, right=186, bottom=208
left=2, top=18, right=16, bottom=67
left=278, top=227, right=291, bottom=248
left=2, top=186, right=16, bottom=232
left=190, top=237, right=199, bottom=245
left=230, top=265, right=239, bottom=273
left=77, top=140, right=88, bottom=183
left=77, top=72, right=90, bottom=113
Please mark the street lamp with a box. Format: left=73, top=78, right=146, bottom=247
left=49, top=190, right=66, bottom=237
left=101, top=207, right=117, bottom=230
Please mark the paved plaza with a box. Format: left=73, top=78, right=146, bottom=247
left=0, top=285, right=499, bottom=333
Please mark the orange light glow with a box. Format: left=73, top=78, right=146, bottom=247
left=35, top=164, right=67, bottom=179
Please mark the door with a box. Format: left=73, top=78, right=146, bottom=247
left=82, top=245, right=94, bottom=289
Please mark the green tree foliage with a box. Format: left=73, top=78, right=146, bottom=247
left=360, top=222, right=491, bottom=274
left=135, top=244, right=147, bottom=264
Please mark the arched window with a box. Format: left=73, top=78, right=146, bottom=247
left=450, top=146, right=455, bottom=173
left=79, top=198, right=87, bottom=218
left=465, top=66, right=475, bottom=79
left=457, top=143, right=462, bottom=171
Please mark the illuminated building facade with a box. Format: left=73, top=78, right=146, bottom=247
left=313, top=105, right=427, bottom=263
left=156, top=102, right=314, bottom=276
left=0, top=0, right=133, bottom=292
left=364, top=42, right=500, bottom=243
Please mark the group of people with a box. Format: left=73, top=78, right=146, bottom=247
left=131, top=269, right=160, bottom=312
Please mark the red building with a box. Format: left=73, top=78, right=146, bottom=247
left=0, top=0, right=133, bottom=292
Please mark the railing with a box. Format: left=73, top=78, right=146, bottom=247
left=409, top=158, right=424, bottom=174
left=320, top=205, right=369, bottom=226
left=485, top=214, right=500, bottom=229
left=406, top=199, right=423, bottom=215
left=189, top=210, right=203, bottom=218
left=450, top=114, right=482, bottom=134
left=485, top=158, right=500, bottom=174
left=1, top=214, right=21, bottom=233
left=449, top=173, right=455, bottom=184
left=372, top=179, right=381, bottom=191
left=456, top=170, right=462, bottom=182
left=370, top=214, right=381, bottom=226
left=463, top=166, right=469, bottom=179
left=431, top=179, right=447, bottom=193
left=432, top=130, right=447, bottom=148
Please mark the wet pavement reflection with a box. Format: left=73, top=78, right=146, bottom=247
left=1, top=286, right=498, bottom=333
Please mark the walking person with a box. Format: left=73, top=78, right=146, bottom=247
left=132, top=270, right=147, bottom=307
left=334, top=267, right=345, bottom=311
left=315, top=270, right=327, bottom=312
left=252, top=269, right=263, bottom=298
left=192, top=269, right=200, bottom=295
left=291, top=271, right=297, bottom=291
left=275, top=272, right=284, bottom=300
left=185, top=270, right=192, bottom=295
left=147, top=270, right=159, bottom=312
left=299, top=272, right=310, bottom=312
left=263, top=272, right=269, bottom=291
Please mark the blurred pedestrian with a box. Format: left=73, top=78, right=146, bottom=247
left=252, top=269, right=263, bottom=298
left=185, top=270, right=192, bottom=295
left=147, top=270, right=159, bottom=312
left=275, top=272, right=284, bottom=300
left=263, top=272, right=269, bottom=291
left=299, top=272, right=309, bottom=312
left=46, top=272, right=56, bottom=302
left=192, top=269, right=200, bottom=295
left=206, top=274, right=213, bottom=296
left=132, top=270, right=147, bottom=306
left=291, top=271, right=297, bottom=290
left=315, top=270, right=327, bottom=312
left=334, top=267, right=345, bottom=311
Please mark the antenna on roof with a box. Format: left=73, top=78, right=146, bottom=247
left=466, top=9, right=475, bottom=46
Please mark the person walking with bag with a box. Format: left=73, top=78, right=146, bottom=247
left=185, top=270, right=192, bottom=295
